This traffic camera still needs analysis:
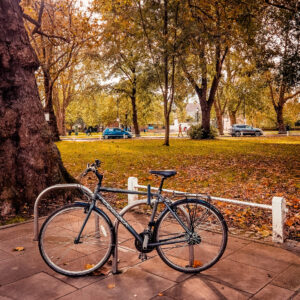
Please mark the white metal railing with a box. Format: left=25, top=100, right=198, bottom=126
left=128, top=177, right=287, bottom=243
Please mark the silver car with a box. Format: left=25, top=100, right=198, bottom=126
left=230, top=124, right=263, bottom=137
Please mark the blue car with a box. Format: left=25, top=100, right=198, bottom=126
left=102, top=128, right=132, bottom=139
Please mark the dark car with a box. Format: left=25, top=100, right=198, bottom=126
left=102, top=127, right=132, bottom=139
left=230, top=124, right=263, bottom=137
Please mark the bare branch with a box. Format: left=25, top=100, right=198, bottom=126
left=23, top=13, right=40, bottom=27
left=264, top=0, right=295, bottom=12
left=34, top=30, right=70, bottom=42
left=32, top=0, right=45, bottom=34
left=188, top=0, right=215, bottom=21
left=284, top=90, right=300, bottom=102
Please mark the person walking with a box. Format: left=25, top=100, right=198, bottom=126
left=178, top=124, right=183, bottom=137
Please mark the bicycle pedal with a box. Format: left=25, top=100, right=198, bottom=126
left=138, top=253, right=148, bottom=261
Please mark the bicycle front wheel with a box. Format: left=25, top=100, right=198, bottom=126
left=155, top=199, right=227, bottom=273
left=39, top=203, right=114, bottom=276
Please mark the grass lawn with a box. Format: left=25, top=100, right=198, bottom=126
left=57, top=136, right=299, bottom=240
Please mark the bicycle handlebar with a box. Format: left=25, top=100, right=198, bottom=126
left=82, top=159, right=103, bottom=185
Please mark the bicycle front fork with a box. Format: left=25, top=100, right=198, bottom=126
left=74, top=201, right=95, bottom=244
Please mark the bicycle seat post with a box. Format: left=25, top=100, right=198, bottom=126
left=158, top=177, right=165, bottom=194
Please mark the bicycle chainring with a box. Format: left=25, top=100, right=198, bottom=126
left=135, top=232, right=155, bottom=253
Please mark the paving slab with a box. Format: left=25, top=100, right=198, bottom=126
left=202, top=258, right=275, bottom=294
left=271, top=264, right=300, bottom=291
left=229, top=242, right=300, bottom=264
left=138, top=256, right=192, bottom=283
left=0, top=272, right=76, bottom=300
left=225, top=242, right=296, bottom=273
left=0, top=235, right=37, bottom=257
left=163, top=276, right=250, bottom=300
left=0, top=223, right=33, bottom=242
left=58, top=268, right=176, bottom=300
left=0, top=249, right=14, bottom=262
left=0, top=248, right=54, bottom=286
left=226, top=236, right=252, bottom=251
left=54, top=272, right=107, bottom=289
left=251, top=284, right=294, bottom=299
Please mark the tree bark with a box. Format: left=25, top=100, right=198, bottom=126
left=269, top=82, right=287, bottom=133
left=0, top=0, right=73, bottom=217
left=164, top=115, right=170, bottom=146
left=229, top=111, right=237, bottom=126
left=163, top=0, right=170, bottom=146
left=43, top=69, right=60, bottom=141
left=214, top=101, right=224, bottom=135
left=275, top=104, right=286, bottom=133
left=131, top=71, right=140, bottom=137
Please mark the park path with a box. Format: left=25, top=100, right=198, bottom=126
left=0, top=220, right=299, bottom=300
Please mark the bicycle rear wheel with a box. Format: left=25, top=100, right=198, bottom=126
left=155, top=199, right=227, bottom=273
left=39, top=203, right=114, bottom=276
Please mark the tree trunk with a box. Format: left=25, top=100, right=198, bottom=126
left=43, top=70, right=60, bottom=141
left=164, top=114, right=170, bottom=146
left=214, top=101, right=224, bottom=135
left=131, top=72, right=140, bottom=137
left=276, top=105, right=286, bottom=133
left=0, top=0, right=73, bottom=217
left=201, top=106, right=211, bottom=137
left=229, top=111, right=237, bottom=126
left=61, top=105, right=66, bottom=136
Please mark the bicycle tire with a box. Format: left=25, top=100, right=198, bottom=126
left=155, top=199, right=227, bottom=273
left=39, top=203, right=114, bottom=276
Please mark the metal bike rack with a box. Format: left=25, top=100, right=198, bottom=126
left=33, top=184, right=94, bottom=241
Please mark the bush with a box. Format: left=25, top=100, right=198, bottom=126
left=187, top=124, right=217, bottom=139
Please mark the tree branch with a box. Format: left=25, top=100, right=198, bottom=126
left=34, top=30, right=70, bottom=42
left=268, top=82, right=278, bottom=109
left=23, top=13, right=40, bottom=27
left=264, top=0, right=295, bottom=12
left=284, top=90, right=300, bottom=102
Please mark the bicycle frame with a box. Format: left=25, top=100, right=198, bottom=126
left=75, top=187, right=193, bottom=247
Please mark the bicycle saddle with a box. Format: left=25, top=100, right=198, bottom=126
left=149, top=170, right=177, bottom=178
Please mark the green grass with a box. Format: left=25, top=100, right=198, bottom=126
left=57, top=136, right=300, bottom=239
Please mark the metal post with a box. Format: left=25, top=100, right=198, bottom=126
left=127, top=177, right=139, bottom=204
left=272, top=197, right=286, bottom=243
left=33, top=184, right=93, bottom=241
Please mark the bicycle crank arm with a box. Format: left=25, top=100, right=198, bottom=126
left=143, top=234, right=149, bottom=250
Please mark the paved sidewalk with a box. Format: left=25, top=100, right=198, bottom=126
left=0, top=221, right=299, bottom=300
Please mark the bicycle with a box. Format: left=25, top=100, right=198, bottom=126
left=38, top=160, right=228, bottom=276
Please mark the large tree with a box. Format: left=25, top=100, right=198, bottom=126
left=179, top=0, right=260, bottom=137
left=137, top=0, right=182, bottom=146
left=0, top=0, right=72, bottom=217
left=23, top=0, right=93, bottom=140
left=256, top=1, right=300, bottom=133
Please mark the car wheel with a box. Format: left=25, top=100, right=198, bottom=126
left=255, top=131, right=261, bottom=137
left=104, top=135, right=108, bottom=139
left=235, top=131, right=241, bottom=137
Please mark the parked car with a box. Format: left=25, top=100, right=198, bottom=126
left=102, top=127, right=132, bottom=139
left=230, top=124, right=263, bottom=137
